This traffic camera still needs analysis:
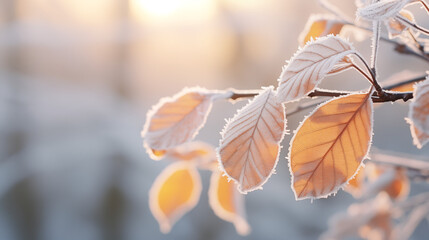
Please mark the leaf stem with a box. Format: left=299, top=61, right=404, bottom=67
left=419, top=0, right=429, bottom=14
left=352, top=63, right=375, bottom=85
left=397, top=14, right=429, bottom=35
left=353, top=53, right=383, bottom=95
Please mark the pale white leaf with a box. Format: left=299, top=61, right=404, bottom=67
left=218, top=86, right=286, bottom=193
left=142, top=87, right=230, bottom=158
left=357, top=0, right=413, bottom=21
left=407, top=77, right=429, bottom=148
left=277, top=35, right=356, bottom=103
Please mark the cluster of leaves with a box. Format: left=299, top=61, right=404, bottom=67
left=142, top=0, right=429, bottom=236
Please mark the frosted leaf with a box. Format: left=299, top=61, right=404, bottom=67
left=407, top=76, right=429, bottom=148
left=208, top=171, right=250, bottom=235
left=289, top=92, right=374, bottom=200
left=277, top=35, right=356, bottom=103
left=218, top=87, right=286, bottom=193
left=149, top=162, right=202, bottom=233
left=142, top=87, right=229, bottom=159
left=357, top=0, right=413, bottom=21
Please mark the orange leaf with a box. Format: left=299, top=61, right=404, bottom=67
left=407, top=77, right=429, bottom=148
left=142, top=88, right=226, bottom=159
left=218, top=87, right=285, bottom=193
left=299, top=14, right=345, bottom=46
left=277, top=35, right=355, bottom=103
left=290, top=92, right=373, bottom=200
left=208, top=171, right=250, bottom=235
left=149, top=162, right=202, bottom=233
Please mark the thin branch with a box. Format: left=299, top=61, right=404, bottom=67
left=407, top=29, right=425, bottom=52
left=419, top=0, right=429, bottom=14
left=228, top=90, right=262, bottom=100
left=397, top=14, right=429, bottom=35
left=371, top=19, right=381, bottom=72
left=341, top=17, right=429, bottom=62
left=353, top=53, right=384, bottom=95
left=352, top=63, right=374, bottom=85
left=227, top=88, right=413, bottom=103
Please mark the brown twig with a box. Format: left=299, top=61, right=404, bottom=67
left=343, top=19, right=429, bottom=63
left=227, top=85, right=414, bottom=104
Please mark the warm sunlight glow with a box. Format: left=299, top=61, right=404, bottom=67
left=132, top=0, right=216, bottom=20
left=133, top=0, right=183, bottom=17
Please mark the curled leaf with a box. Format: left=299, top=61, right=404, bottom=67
left=289, top=92, right=374, bottom=200
left=208, top=171, right=250, bottom=235
left=149, top=162, right=202, bottom=233
left=277, top=35, right=356, bottom=103
left=407, top=77, right=429, bottom=148
left=142, top=88, right=228, bottom=159
left=218, top=86, right=285, bottom=193
left=299, top=14, right=345, bottom=46
left=357, top=0, right=412, bottom=21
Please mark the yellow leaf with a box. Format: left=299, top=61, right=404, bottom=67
left=149, top=162, right=202, bottom=233
left=208, top=171, right=250, bottom=235
left=299, top=14, right=345, bottom=46
left=290, top=92, right=373, bottom=200
left=277, top=35, right=355, bottom=103
left=219, top=87, right=285, bottom=193
left=408, top=77, right=429, bottom=148
left=142, top=88, right=223, bottom=159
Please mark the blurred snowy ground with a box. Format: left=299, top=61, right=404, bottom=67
left=0, top=0, right=428, bottom=240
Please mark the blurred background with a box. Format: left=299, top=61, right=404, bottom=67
left=0, top=0, right=428, bottom=239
